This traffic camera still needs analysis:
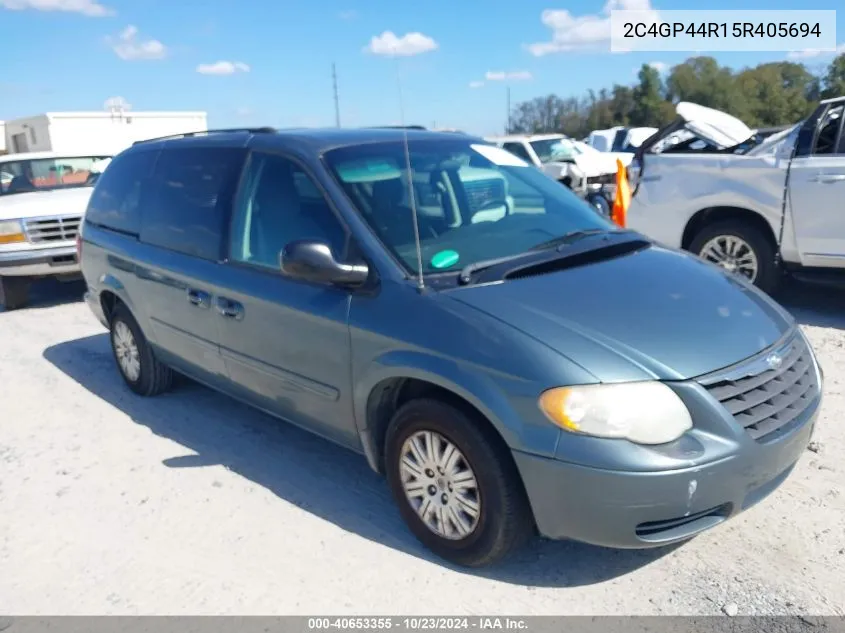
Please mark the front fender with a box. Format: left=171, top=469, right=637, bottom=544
left=353, top=349, right=561, bottom=472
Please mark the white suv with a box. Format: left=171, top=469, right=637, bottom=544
left=0, top=151, right=112, bottom=310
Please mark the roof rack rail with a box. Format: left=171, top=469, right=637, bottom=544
left=132, top=127, right=277, bottom=146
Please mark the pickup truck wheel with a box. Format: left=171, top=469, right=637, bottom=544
left=689, top=221, right=780, bottom=294
left=0, top=277, right=30, bottom=311
left=384, top=398, right=533, bottom=568
left=110, top=304, right=173, bottom=396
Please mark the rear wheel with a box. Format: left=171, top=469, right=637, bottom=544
left=688, top=220, right=780, bottom=294
left=384, top=398, right=533, bottom=568
left=0, top=277, right=30, bottom=311
left=109, top=304, right=173, bottom=396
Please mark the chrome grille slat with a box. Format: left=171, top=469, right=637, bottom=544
left=706, top=342, right=804, bottom=401
left=722, top=355, right=811, bottom=416
left=699, top=332, right=819, bottom=443
left=23, top=216, right=82, bottom=243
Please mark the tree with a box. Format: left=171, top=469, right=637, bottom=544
left=508, top=95, right=568, bottom=134
left=609, top=85, right=635, bottom=126
left=631, top=64, right=672, bottom=127
left=507, top=52, right=839, bottom=139
left=821, top=53, right=845, bottom=99
left=665, top=56, right=745, bottom=114
left=736, top=62, right=817, bottom=127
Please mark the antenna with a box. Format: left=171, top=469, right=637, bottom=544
left=393, top=51, right=425, bottom=290
left=332, top=63, right=341, bottom=127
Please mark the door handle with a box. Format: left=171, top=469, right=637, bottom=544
left=812, top=173, right=845, bottom=184
left=186, top=288, right=211, bottom=309
left=215, top=297, right=244, bottom=320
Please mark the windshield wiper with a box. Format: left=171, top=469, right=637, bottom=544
left=458, top=252, right=538, bottom=285
left=529, top=228, right=622, bottom=252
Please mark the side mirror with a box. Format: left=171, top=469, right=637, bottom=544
left=280, top=240, right=369, bottom=287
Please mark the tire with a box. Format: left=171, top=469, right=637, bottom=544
left=0, top=276, right=30, bottom=311
left=384, top=398, right=534, bottom=567
left=688, top=220, right=780, bottom=295
left=109, top=304, right=173, bottom=397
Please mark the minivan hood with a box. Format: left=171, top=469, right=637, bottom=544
left=449, top=244, right=793, bottom=382
left=676, top=101, right=754, bottom=149
left=0, top=187, right=94, bottom=221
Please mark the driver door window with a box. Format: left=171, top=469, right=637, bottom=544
left=230, top=153, right=347, bottom=270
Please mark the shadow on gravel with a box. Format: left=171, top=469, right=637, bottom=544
left=775, top=281, right=845, bottom=330
left=43, top=333, right=679, bottom=587
left=0, top=278, right=85, bottom=313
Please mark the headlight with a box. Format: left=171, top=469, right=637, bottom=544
left=538, top=382, right=692, bottom=445
left=0, top=220, right=26, bottom=244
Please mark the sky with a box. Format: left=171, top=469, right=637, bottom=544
left=0, top=0, right=843, bottom=136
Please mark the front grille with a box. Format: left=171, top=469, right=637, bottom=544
left=463, top=179, right=506, bottom=213
left=24, top=215, right=82, bottom=243
left=587, top=173, right=616, bottom=186
left=699, top=333, right=819, bottom=442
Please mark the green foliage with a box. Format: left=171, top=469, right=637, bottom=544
left=508, top=53, right=845, bottom=138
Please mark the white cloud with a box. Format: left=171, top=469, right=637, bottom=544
left=365, top=31, right=438, bottom=57
left=468, top=80, right=485, bottom=89
left=648, top=61, right=667, bottom=72
left=337, top=9, right=357, bottom=20
left=0, top=0, right=112, bottom=16
left=787, top=43, right=845, bottom=60
left=527, top=0, right=658, bottom=56
left=109, top=25, right=167, bottom=60
left=485, top=70, right=533, bottom=81
left=196, top=60, right=250, bottom=75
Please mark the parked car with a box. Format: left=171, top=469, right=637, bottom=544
left=80, top=127, right=822, bottom=567
left=486, top=134, right=628, bottom=215
left=627, top=98, right=845, bottom=294
left=0, top=151, right=112, bottom=309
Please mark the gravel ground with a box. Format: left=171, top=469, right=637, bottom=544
left=0, top=279, right=843, bottom=616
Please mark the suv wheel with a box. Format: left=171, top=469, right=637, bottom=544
left=110, top=304, right=173, bottom=396
left=0, top=277, right=30, bottom=311
left=689, top=220, right=780, bottom=294
left=384, top=398, right=533, bottom=567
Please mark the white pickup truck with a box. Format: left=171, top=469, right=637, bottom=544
left=626, top=98, right=845, bottom=294
left=0, top=151, right=112, bottom=310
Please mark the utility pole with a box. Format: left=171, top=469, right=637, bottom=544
left=332, top=63, right=341, bottom=127
left=505, top=86, right=511, bottom=134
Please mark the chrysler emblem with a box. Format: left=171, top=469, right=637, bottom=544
left=766, top=353, right=783, bottom=370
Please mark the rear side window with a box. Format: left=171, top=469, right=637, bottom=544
left=140, top=147, right=247, bottom=261
left=86, top=150, right=157, bottom=235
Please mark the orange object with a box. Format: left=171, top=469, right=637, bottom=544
left=611, top=158, right=631, bottom=228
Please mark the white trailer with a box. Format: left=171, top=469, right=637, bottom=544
left=3, top=111, right=208, bottom=156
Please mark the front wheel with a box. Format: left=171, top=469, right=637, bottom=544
left=688, top=220, right=780, bottom=294
left=384, top=398, right=534, bottom=568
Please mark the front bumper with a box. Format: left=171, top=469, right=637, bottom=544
left=513, top=390, right=820, bottom=549
left=0, top=245, right=80, bottom=277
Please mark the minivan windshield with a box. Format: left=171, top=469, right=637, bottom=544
left=324, top=139, right=615, bottom=277
left=0, top=155, right=112, bottom=196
